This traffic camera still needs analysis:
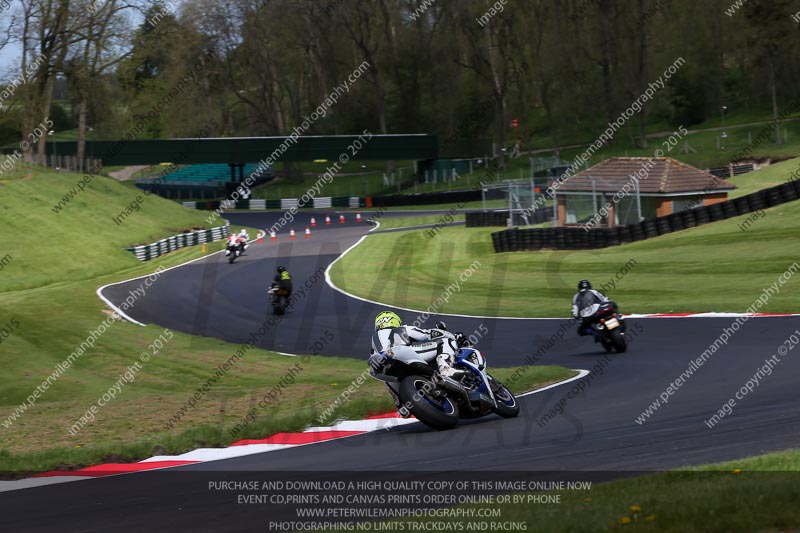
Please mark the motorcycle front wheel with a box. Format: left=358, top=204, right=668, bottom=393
left=488, top=375, right=520, bottom=418
left=399, top=376, right=460, bottom=430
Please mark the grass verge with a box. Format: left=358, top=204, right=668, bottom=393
left=329, top=161, right=800, bottom=317
left=0, top=166, right=574, bottom=475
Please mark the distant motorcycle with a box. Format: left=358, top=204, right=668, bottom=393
left=369, top=322, right=519, bottom=430
left=225, top=239, right=247, bottom=264
left=577, top=301, right=627, bottom=353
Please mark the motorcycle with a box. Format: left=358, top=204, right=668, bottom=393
left=577, top=300, right=627, bottom=353
left=225, top=239, right=247, bottom=264
left=368, top=322, right=519, bottom=431
left=268, top=283, right=289, bottom=315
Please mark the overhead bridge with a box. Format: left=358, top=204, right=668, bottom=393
left=47, top=134, right=439, bottom=166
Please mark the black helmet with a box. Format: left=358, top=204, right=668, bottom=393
left=578, top=280, right=592, bottom=291
left=277, top=265, right=286, bottom=273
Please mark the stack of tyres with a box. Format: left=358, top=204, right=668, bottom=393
left=733, top=196, right=751, bottom=216
left=515, top=229, right=528, bottom=249
left=540, top=230, right=554, bottom=250
left=507, top=228, right=519, bottom=251
left=578, top=228, right=592, bottom=248
left=666, top=212, right=684, bottom=232
left=529, top=229, right=544, bottom=250
left=618, top=225, right=633, bottom=244
left=631, top=222, right=646, bottom=241
left=606, top=227, right=621, bottom=247
left=465, top=212, right=479, bottom=227
left=681, top=209, right=698, bottom=228
left=765, top=187, right=782, bottom=207
left=695, top=205, right=711, bottom=226
left=588, top=229, right=603, bottom=248
left=748, top=190, right=768, bottom=210
left=778, top=182, right=799, bottom=202
left=491, top=231, right=504, bottom=252
left=722, top=200, right=739, bottom=219
left=554, top=227, right=566, bottom=249
left=642, top=218, right=661, bottom=237
left=708, top=202, right=726, bottom=222
left=524, top=229, right=539, bottom=250
left=569, top=228, right=585, bottom=249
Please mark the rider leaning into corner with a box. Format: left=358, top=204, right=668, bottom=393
left=571, top=279, right=619, bottom=338
left=370, top=311, right=466, bottom=417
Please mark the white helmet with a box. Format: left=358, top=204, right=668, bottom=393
left=239, top=229, right=247, bottom=236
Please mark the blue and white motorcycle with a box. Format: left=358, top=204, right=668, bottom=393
left=368, top=322, right=519, bottom=430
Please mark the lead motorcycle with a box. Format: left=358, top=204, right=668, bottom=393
left=225, top=238, right=247, bottom=264
left=368, top=322, right=519, bottom=430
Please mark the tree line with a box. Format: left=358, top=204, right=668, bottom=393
left=1, top=0, right=799, bottom=164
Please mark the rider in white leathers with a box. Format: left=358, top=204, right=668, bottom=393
left=572, top=279, right=616, bottom=336
left=371, top=311, right=464, bottom=417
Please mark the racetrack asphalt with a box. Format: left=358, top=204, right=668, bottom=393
left=3, top=211, right=799, bottom=532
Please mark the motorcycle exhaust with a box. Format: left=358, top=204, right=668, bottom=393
left=435, top=375, right=481, bottom=415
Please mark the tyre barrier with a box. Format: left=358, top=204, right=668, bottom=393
left=631, top=222, right=647, bottom=241
left=665, top=212, right=684, bottom=232
left=610, top=227, right=623, bottom=247
left=554, top=227, right=566, bottom=249
left=491, top=231, right=504, bottom=253
left=652, top=218, right=669, bottom=236
left=639, top=217, right=672, bottom=239
left=778, top=182, right=798, bottom=202
left=593, top=228, right=605, bottom=247
left=708, top=202, right=726, bottom=222
left=681, top=209, right=697, bottom=229
left=618, top=225, right=633, bottom=244
left=765, top=188, right=783, bottom=207
left=722, top=200, right=739, bottom=219
left=466, top=210, right=554, bottom=227
left=733, top=196, right=751, bottom=216
left=748, top=190, right=768, bottom=210
left=694, top=205, right=711, bottom=225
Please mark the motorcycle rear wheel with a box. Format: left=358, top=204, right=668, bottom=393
left=610, top=329, right=627, bottom=353
left=399, top=376, right=459, bottom=430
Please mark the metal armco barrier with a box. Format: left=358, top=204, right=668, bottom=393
left=181, top=197, right=357, bottom=210
left=491, top=180, right=800, bottom=253
left=125, top=223, right=230, bottom=261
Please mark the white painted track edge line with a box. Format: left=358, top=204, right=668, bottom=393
left=517, top=369, right=590, bottom=397
left=96, top=225, right=233, bottom=326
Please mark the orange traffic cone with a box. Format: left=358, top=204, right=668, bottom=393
left=289, top=228, right=296, bottom=240
left=311, top=216, right=317, bottom=227
left=325, top=215, right=331, bottom=225
left=339, top=214, right=345, bottom=224
left=257, top=230, right=265, bottom=243
left=356, top=213, right=362, bottom=222
left=305, top=227, right=311, bottom=239
left=270, top=230, right=277, bottom=242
